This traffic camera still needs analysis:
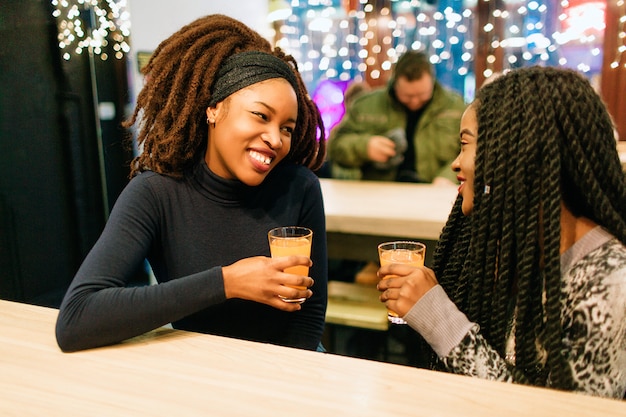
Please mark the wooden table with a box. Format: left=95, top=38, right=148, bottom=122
left=2, top=300, right=624, bottom=416
left=320, top=178, right=457, bottom=263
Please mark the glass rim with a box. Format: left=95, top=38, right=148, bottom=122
left=377, top=241, right=426, bottom=251
left=268, top=226, right=313, bottom=238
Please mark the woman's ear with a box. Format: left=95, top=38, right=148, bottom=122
left=206, top=107, right=217, bottom=125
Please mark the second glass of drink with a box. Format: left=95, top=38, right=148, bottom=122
left=378, top=241, right=426, bottom=324
left=268, top=226, right=313, bottom=303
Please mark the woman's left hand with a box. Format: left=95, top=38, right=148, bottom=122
left=377, top=264, right=439, bottom=317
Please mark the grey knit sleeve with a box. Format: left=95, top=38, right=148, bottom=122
left=403, top=285, right=474, bottom=357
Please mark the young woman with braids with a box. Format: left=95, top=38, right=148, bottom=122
left=56, top=15, right=328, bottom=352
left=377, top=66, right=626, bottom=398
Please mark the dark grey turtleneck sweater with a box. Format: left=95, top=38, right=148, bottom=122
left=56, top=161, right=328, bottom=352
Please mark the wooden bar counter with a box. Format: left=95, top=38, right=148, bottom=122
left=1, top=299, right=624, bottom=416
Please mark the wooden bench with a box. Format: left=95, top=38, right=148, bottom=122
left=324, top=280, right=389, bottom=359
left=325, top=281, right=388, bottom=331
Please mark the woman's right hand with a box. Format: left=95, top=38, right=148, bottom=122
left=377, top=264, right=439, bottom=317
left=221, top=256, right=313, bottom=311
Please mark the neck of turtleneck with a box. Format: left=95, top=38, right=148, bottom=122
left=190, top=160, right=257, bottom=205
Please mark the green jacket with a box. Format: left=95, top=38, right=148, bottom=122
left=328, top=81, right=466, bottom=182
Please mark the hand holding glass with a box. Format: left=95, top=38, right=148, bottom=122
left=268, top=226, right=313, bottom=304
left=378, top=241, right=426, bottom=324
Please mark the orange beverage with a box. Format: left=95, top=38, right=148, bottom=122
left=268, top=227, right=313, bottom=303
left=379, top=249, right=424, bottom=269
left=269, top=237, right=311, bottom=281
left=378, top=241, right=426, bottom=324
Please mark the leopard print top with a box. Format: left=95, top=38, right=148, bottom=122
left=441, top=228, right=626, bottom=399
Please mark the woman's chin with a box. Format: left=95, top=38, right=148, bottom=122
left=238, top=171, right=270, bottom=187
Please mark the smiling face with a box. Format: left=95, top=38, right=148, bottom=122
left=205, top=78, right=298, bottom=186
left=452, top=104, right=478, bottom=215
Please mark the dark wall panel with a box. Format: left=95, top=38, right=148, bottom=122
left=0, top=0, right=138, bottom=307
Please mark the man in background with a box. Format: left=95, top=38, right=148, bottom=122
left=328, top=50, right=465, bottom=185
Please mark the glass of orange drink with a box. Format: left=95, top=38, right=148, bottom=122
left=377, top=241, right=426, bottom=324
left=268, top=226, right=313, bottom=303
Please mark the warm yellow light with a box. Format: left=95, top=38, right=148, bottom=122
left=52, top=0, right=130, bottom=60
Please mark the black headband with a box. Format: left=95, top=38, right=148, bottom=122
left=208, top=51, right=300, bottom=106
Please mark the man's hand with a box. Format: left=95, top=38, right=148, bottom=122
left=367, top=135, right=397, bottom=163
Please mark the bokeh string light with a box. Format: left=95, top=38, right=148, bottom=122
left=610, top=0, right=626, bottom=69
left=277, top=0, right=613, bottom=100
left=51, top=0, right=131, bottom=61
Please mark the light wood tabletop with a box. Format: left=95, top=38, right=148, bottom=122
left=1, top=299, right=624, bottom=416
